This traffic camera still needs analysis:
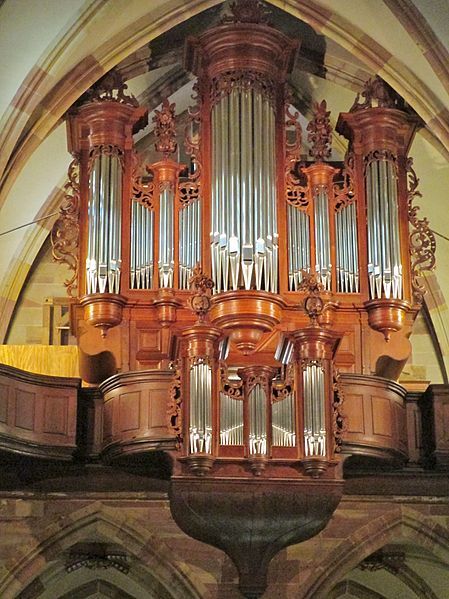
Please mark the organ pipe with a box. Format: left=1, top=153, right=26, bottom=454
left=86, top=150, right=123, bottom=294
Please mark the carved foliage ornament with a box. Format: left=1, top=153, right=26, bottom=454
left=188, top=263, right=214, bottom=321
left=333, top=369, right=346, bottom=453
left=51, top=155, right=80, bottom=296
left=81, top=69, right=138, bottom=107
left=153, top=98, right=177, bottom=157
left=407, top=158, right=436, bottom=303
left=307, top=100, right=332, bottom=162
left=167, top=361, right=182, bottom=446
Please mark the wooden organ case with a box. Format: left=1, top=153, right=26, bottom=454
left=52, top=2, right=436, bottom=597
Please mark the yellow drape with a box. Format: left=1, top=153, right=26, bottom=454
left=0, top=345, right=79, bottom=378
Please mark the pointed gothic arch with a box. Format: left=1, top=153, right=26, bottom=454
left=0, top=502, right=204, bottom=599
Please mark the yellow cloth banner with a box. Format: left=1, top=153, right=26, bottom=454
left=0, top=345, right=79, bottom=378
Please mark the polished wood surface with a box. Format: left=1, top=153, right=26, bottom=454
left=0, top=364, right=79, bottom=459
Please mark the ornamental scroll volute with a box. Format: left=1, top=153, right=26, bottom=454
left=51, top=154, right=80, bottom=296
left=407, top=158, right=436, bottom=303
left=167, top=362, right=182, bottom=447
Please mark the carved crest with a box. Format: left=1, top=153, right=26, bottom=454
left=350, top=75, right=405, bottom=112
left=223, top=0, right=271, bottom=24
left=188, top=263, right=214, bottom=322
left=307, top=100, right=332, bottom=162
left=81, top=69, right=138, bottom=107
left=153, top=98, right=177, bottom=157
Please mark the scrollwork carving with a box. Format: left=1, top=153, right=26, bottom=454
left=220, top=363, right=243, bottom=399
left=333, top=369, right=346, bottom=453
left=407, top=158, right=436, bottom=303
left=333, top=151, right=355, bottom=212
left=179, top=82, right=202, bottom=207
left=272, top=364, right=294, bottom=403
left=132, top=176, right=154, bottom=210
left=210, top=70, right=275, bottom=106
left=285, top=97, right=308, bottom=210
left=167, top=362, right=182, bottom=447
left=51, top=155, right=80, bottom=296
left=88, top=144, right=124, bottom=173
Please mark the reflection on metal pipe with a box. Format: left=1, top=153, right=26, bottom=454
left=335, top=201, right=359, bottom=293
left=130, top=200, right=154, bottom=289
left=303, top=361, right=326, bottom=457
left=220, top=393, right=244, bottom=445
left=287, top=205, right=311, bottom=290
left=179, top=199, right=201, bottom=289
left=159, top=183, right=175, bottom=287
left=86, top=150, right=122, bottom=294
left=272, top=393, right=296, bottom=447
left=366, top=155, right=402, bottom=299
left=314, top=185, right=331, bottom=290
left=189, top=359, right=212, bottom=454
left=248, top=384, right=267, bottom=455
left=210, top=83, right=277, bottom=293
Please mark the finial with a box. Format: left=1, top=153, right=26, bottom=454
left=222, top=0, right=271, bottom=25
left=307, top=100, right=332, bottom=162
left=153, top=98, right=177, bottom=157
left=188, top=263, right=214, bottom=322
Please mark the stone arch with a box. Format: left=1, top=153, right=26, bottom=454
left=302, top=507, right=449, bottom=598
left=0, top=502, right=204, bottom=599
left=2, top=0, right=448, bottom=207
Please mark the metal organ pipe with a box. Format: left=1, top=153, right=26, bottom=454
left=210, top=85, right=277, bottom=293
left=366, top=156, right=402, bottom=300
left=189, top=359, right=213, bottom=454
left=303, top=362, right=326, bottom=457
left=86, top=151, right=122, bottom=294
left=130, top=201, right=154, bottom=289
left=335, top=201, right=359, bottom=293
left=158, top=183, right=175, bottom=288
left=248, top=384, right=267, bottom=455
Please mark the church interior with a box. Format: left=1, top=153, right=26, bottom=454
left=1, top=1, right=449, bottom=597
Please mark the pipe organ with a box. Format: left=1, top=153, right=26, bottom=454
left=53, top=2, right=436, bottom=597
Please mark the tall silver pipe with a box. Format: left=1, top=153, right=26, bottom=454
left=189, top=360, right=213, bottom=454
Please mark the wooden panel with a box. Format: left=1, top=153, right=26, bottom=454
left=15, top=389, right=35, bottom=430
left=371, top=395, right=391, bottom=437
left=100, top=370, right=176, bottom=457
left=137, top=329, right=162, bottom=352
left=103, top=401, right=113, bottom=441
left=43, top=396, right=67, bottom=435
left=0, top=384, right=8, bottom=422
left=119, top=391, right=140, bottom=432
left=344, top=394, right=365, bottom=433
left=149, top=387, right=169, bottom=429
